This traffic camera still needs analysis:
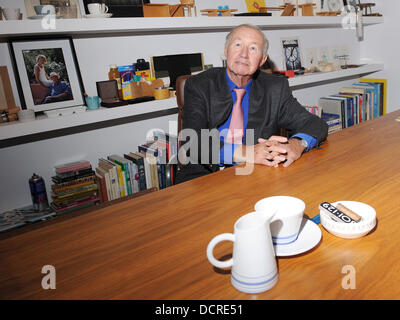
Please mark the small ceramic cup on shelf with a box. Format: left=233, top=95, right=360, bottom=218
left=85, top=96, right=102, bottom=110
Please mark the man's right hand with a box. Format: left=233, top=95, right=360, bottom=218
left=233, top=136, right=288, bottom=167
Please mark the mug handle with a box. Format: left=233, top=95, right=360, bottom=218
left=104, top=5, right=109, bottom=13
left=206, top=233, right=235, bottom=269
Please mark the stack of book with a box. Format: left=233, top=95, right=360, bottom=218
left=50, top=160, right=99, bottom=214
left=318, top=78, right=386, bottom=131
left=94, top=131, right=178, bottom=203
left=321, top=112, right=342, bottom=134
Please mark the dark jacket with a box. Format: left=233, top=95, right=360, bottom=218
left=176, top=67, right=328, bottom=183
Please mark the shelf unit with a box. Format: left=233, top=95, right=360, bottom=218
left=288, top=63, right=384, bottom=87
left=0, top=16, right=384, bottom=39
left=0, top=98, right=177, bottom=142
left=0, top=63, right=383, bottom=144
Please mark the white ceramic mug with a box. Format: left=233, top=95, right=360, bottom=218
left=207, top=211, right=278, bottom=294
left=88, top=3, right=108, bottom=15
left=2, top=8, right=20, bottom=20
left=255, top=196, right=305, bottom=245
left=34, top=5, right=55, bottom=15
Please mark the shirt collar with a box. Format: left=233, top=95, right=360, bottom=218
left=225, top=69, right=252, bottom=93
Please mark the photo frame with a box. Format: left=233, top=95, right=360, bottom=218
left=9, top=37, right=85, bottom=112
left=281, top=37, right=302, bottom=71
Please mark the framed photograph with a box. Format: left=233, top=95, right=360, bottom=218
left=9, top=37, right=85, bottom=112
left=281, top=37, right=302, bottom=71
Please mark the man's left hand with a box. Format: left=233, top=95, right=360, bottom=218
left=282, top=138, right=306, bottom=167
left=258, top=136, right=306, bottom=167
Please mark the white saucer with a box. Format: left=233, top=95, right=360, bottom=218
left=274, top=218, right=321, bottom=257
left=83, top=13, right=113, bottom=18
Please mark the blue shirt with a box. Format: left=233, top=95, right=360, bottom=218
left=46, top=81, right=72, bottom=97
left=218, top=70, right=317, bottom=165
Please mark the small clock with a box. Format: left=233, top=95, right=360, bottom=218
left=282, top=38, right=302, bottom=71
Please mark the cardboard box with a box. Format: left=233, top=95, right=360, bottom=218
left=143, top=4, right=184, bottom=17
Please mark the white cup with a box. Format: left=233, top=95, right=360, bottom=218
left=3, top=8, right=20, bottom=20
left=207, top=211, right=278, bottom=293
left=255, top=196, right=305, bottom=245
left=88, top=3, right=108, bottom=15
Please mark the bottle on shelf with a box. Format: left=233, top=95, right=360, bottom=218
left=108, top=64, right=123, bottom=100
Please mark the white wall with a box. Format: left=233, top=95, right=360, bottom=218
left=360, top=0, right=399, bottom=113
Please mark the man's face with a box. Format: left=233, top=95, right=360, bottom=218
left=224, top=27, right=267, bottom=78
left=50, top=75, right=59, bottom=83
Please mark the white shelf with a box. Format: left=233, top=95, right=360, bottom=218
left=0, top=97, right=177, bottom=142
left=0, top=63, right=383, bottom=143
left=0, top=16, right=384, bottom=39
left=289, top=63, right=384, bottom=87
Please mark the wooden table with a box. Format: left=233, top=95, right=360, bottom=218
left=1, top=111, right=400, bottom=300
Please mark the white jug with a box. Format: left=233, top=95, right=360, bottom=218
left=206, top=210, right=278, bottom=293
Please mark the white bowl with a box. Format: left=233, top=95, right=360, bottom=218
left=320, top=201, right=376, bottom=239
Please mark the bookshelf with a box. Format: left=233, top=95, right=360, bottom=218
left=0, top=98, right=177, bottom=144
left=0, top=10, right=386, bottom=213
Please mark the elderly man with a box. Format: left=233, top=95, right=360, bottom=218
left=43, top=72, right=73, bottom=104
left=177, top=24, right=328, bottom=182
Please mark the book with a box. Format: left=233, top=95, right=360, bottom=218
left=98, top=158, right=120, bottom=200
left=137, top=151, right=157, bottom=190
left=139, top=141, right=167, bottom=189
left=331, top=94, right=356, bottom=128
left=50, top=175, right=96, bottom=190
left=321, top=112, right=342, bottom=134
left=124, top=152, right=147, bottom=191
left=303, top=105, right=322, bottom=118
left=120, top=156, right=137, bottom=194
left=352, top=83, right=375, bottom=121
left=108, top=154, right=133, bottom=195
left=318, top=97, right=345, bottom=128
left=339, top=87, right=367, bottom=124
left=95, top=168, right=109, bottom=203
left=361, top=78, right=387, bottom=116
left=51, top=196, right=99, bottom=215
left=55, top=160, right=91, bottom=174
left=51, top=169, right=95, bottom=184
left=51, top=179, right=95, bottom=193
left=152, top=131, right=178, bottom=185
left=51, top=183, right=98, bottom=198
left=106, top=157, right=126, bottom=198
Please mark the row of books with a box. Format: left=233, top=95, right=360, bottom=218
left=95, top=131, right=178, bottom=203
left=318, top=79, right=386, bottom=131
left=50, top=160, right=100, bottom=214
